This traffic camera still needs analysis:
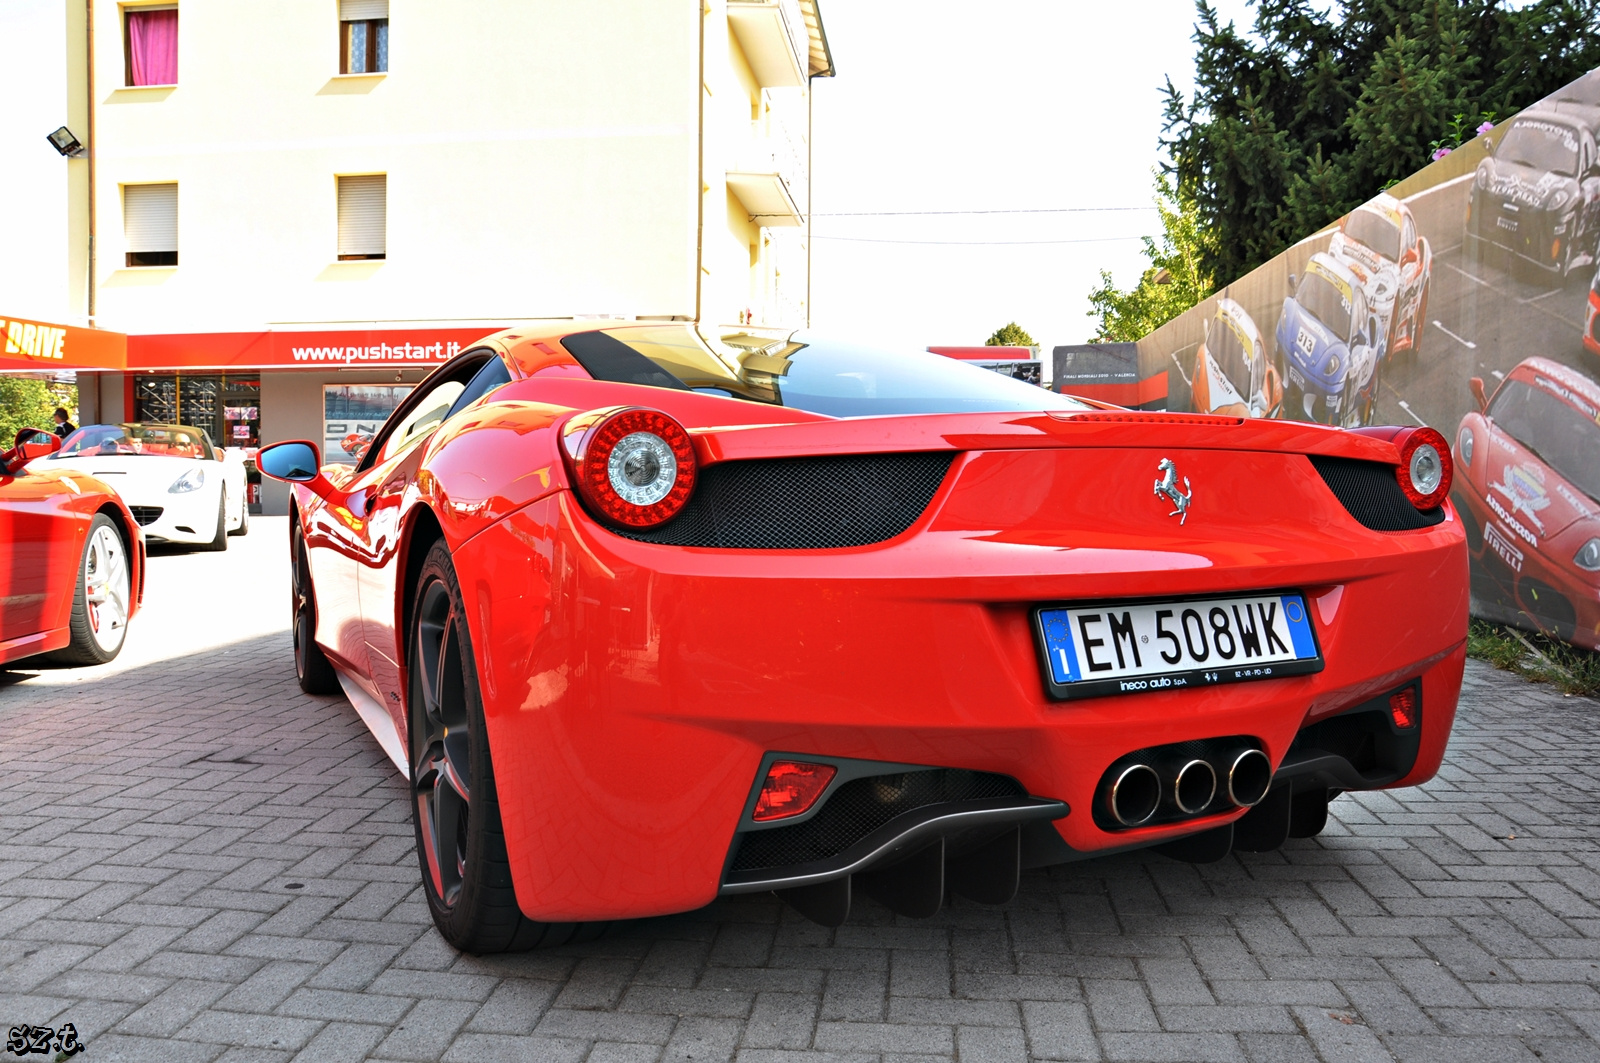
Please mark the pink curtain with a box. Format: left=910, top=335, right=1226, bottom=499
left=128, top=9, right=178, bottom=86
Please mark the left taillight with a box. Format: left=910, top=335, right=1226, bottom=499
left=1394, top=426, right=1452, bottom=510
left=561, top=406, right=697, bottom=529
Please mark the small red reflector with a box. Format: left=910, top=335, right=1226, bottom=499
left=753, top=761, right=837, bottom=821
left=1389, top=688, right=1418, bottom=730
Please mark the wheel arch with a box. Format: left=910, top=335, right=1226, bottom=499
left=93, top=501, right=144, bottom=609
left=397, top=503, right=447, bottom=667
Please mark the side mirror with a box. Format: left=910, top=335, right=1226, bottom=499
left=14, top=428, right=60, bottom=462
left=257, top=440, right=320, bottom=482
left=1469, top=377, right=1488, bottom=412
left=1287, top=273, right=1298, bottom=295
left=257, top=439, right=346, bottom=507
left=1482, top=137, right=1494, bottom=156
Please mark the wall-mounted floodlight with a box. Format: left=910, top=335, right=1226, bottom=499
left=47, top=126, right=86, bottom=157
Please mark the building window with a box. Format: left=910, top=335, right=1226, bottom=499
left=124, top=6, right=178, bottom=86
left=337, top=175, right=386, bottom=260
left=124, top=183, right=178, bottom=267
left=340, top=0, right=388, bottom=74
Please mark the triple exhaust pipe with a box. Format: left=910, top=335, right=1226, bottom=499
left=1107, top=747, right=1272, bottom=828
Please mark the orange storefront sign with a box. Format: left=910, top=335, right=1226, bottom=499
left=0, top=315, right=127, bottom=372
left=128, top=327, right=502, bottom=370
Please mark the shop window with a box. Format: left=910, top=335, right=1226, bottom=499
left=340, top=0, right=388, bottom=74
left=123, top=183, right=178, bottom=267
left=337, top=174, right=386, bottom=260
left=124, top=6, right=178, bottom=86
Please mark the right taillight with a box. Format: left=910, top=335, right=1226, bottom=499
left=1393, top=426, right=1452, bottom=510
left=561, top=406, right=697, bottom=529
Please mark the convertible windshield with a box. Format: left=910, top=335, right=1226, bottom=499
left=57, top=423, right=215, bottom=460
left=584, top=327, right=1090, bottom=418
left=1498, top=119, right=1580, bottom=177
left=1295, top=272, right=1354, bottom=341
left=1489, top=380, right=1600, bottom=502
left=1343, top=209, right=1400, bottom=261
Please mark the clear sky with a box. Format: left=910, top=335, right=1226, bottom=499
left=808, top=0, right=1257, bottom=352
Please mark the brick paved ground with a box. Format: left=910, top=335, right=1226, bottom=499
left=3, top=517, right=1599, bottom=1062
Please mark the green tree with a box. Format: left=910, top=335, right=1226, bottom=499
left=985, top=322, right=1036, bottom=346
left=1087, top=173, right=1218, bottom=342
left=0, top=377, right=63, bottom=448
left=1162, top=0, right=1600, bottom=282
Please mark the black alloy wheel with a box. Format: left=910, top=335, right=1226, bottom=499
left=406, top=538, right=606, bottom=954
left=292, top=527, right=340, bottom=695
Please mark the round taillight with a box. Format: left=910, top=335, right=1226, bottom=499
left=1395, top=426, right=1452, bottom=510
left=562, top=407, right=696, bottom=529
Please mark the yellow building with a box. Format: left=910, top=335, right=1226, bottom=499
left=5, top=0, right=831, bottom=512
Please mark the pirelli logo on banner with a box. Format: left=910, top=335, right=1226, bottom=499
left=2, top=319, right=67, bottom=361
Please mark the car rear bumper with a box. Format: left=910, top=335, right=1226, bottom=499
left=455, top=461, right=1469, bottom=922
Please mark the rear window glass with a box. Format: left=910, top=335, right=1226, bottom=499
left=586, top=327, right=1090, bottom=418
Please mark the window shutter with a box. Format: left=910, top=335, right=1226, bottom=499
left=339, top=0, right=388, bottom=19
left=124, top=183, right=178, bottom=252
left=338, top=174, right=387, bottom=257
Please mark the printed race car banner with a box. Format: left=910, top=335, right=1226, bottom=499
left=1083, top=65, right=1600, bottom=652
left=323, top=384, right=412, bottom=464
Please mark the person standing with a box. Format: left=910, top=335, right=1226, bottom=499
left=52, top=408, right=76, bottom=439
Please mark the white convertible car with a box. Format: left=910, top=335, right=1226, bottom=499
left=31, top=423, right=249, bottom=550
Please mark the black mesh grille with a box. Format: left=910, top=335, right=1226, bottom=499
left=729, top=769, right=1025, bottom=872
left=1308, top=456, right=1444, bottom=531
left=128, top=506, right=163, bottom=526
left=617, top=452, right=955, bottom=549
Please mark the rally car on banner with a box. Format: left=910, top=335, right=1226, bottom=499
left=256, top=323, right=1467, bottom=952
left=1466, top=101, right=1600, bottom=280
left=1191, top=298, right=1282, bottom=418
left=1328, top=192, right=1432, bottom=360
left=1276, top=253, right=1385, bottom=427
left=1584, top=263, right=1600, bottom=365
left=1453, top=357, right=1600, bottom=650
left=31, top=423, right=250, bottom=550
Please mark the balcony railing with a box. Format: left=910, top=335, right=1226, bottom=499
left=728, top=108, right=807, bottom=227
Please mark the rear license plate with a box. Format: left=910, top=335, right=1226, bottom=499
left=1034, top=592, right=1324, bottom=700
left=1497, top=217, right=1518, bottom=231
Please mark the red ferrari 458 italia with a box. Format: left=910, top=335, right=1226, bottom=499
left=1453, top=357, right=1600, bottom=650
left=257, top=324, right=1467, bottom=953
left=1, top=428, right=144, bottom=667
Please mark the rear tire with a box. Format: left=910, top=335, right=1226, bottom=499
left=407, top=538, right=607, bottom=954
left=200, top=490, right=229, bottom=552
left=292, top=527, right=341, bottom=695
left=47, top=514, right=132, bottom=666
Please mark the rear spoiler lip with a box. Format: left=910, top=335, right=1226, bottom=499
left=688, top=410, right=1402, bottom=468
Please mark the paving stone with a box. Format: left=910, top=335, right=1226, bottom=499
left=2, top=527, right=1599, bottom=1061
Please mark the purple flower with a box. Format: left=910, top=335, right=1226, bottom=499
left=1477, top=121, right=1495, bottom=135
left=1432, top=147, right=1452, bottom=160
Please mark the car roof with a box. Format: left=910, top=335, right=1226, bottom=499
left=1514, top=107, right=1595, bottom=137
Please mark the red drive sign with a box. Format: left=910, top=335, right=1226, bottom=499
left=127, top=327, right=508, bottom=370
left=2, top=315, right=127, bottom=372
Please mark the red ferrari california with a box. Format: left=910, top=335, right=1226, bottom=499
left=1, top=428, right=144, bottom=667
left=258, top=324, right=1467, bottom=952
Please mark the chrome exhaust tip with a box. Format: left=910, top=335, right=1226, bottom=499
left=1226, top=748, right=1272, bottom=808
left=1109, top=763, right=1161, bottom=827
left=1173, top=759, right=1218, bottom=815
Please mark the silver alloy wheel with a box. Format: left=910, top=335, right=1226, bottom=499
left=84, top=524, right=130, bottom=654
